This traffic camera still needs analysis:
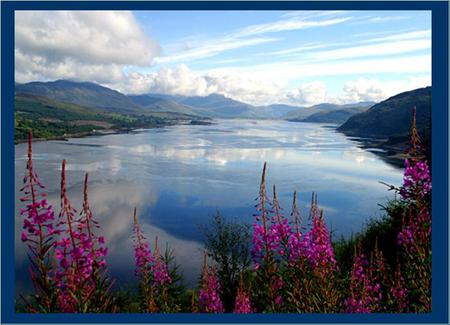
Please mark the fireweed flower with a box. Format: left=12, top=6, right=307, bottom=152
left=400, top=159, right=431, bottom=201
left=52, top=162, right=114, bottom=312
left=345, top=248, right=380, bottom=313
left=303, top=208, right=336, bottom=272
left=52, top=161, right=97, bottom=311
left=391, top=264, right=408, bottom=311
left=132, top=208, right=158, bottom=312
left=251, top=162, right=273, bottom=266
left=199, top=255, right=224, bottom=313
left=267, top=186, right=292, bottom=259
left=132, top=208, right=155, bottom=277
left=152, top=236, right=172, bottom=287
left=19, top=131, right=59, bottom=311
left=78, top=173, right=108, bottom=272
left=233, top=275, right=252, bottom=314
left=20, top=131, right=56, bottom=246
left=397, top=207, right=431, bottom=255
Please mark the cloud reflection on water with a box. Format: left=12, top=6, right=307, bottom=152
left=15, top=119, right=403, bottom=292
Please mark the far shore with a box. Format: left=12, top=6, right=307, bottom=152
left=15, top=119, right=215, bottom=145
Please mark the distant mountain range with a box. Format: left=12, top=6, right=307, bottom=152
left=15, top=79, right=431, bottom=140
left=15, top=80, right=377, bottom=122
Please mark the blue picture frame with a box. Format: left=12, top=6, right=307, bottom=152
left=1, top=1, right=448, bottom=323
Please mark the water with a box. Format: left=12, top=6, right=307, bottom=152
left=14, top=119, right=403, bottom=293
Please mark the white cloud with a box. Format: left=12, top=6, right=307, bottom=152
left=353, top=15, right=409, bottom=24
left=359, top=29, right=431, bottom=43
left=156, top=13, right=351, bottom=64
left=15, top=49, right=127, bottom=84
left=155, top=37, right=279, bottom=64
left=236, top=17, right=351, bottom=37
left=115, top=64, right=285, bottom=106
left=109, top=62, right=430, bottom=107
left=335, top=75, right=431, bottom=103
left=309, top=39, right=430, bottom=62
left=256, top=29, right=431, bottom=61
left=15, top=11, right=160, bottom=83
left=287, top=81, right=327, bottom=106
left=206, top=55, right=431, bottom=83
left=15, top=11, right=160, bottom=66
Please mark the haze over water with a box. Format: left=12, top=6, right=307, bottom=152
left=15, top=119, right=403, bottom=291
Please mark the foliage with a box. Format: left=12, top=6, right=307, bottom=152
left=201, top=212, right=251, bottom=312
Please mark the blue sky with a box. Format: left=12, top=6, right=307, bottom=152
left=15, top=10, right=431, bottom=106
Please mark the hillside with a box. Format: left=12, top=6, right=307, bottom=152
left=16, top=80, right=142, bottom=114
left=285, top=102, right=374, bottom=122
left=149, top=93, right=304, bottom=118
left=338, top=87, right=431, bottom=138
left=14, top=93, right=207, bottom=142
left=299, top=106, right=372, bottom=124
left=149, top=93, right=261, bottom=118
left=253, top=104, right=302, bottom=119
left=128, top=94, right=202, bottom=116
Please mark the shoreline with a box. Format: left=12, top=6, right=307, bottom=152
left=15, top=119, right=409, bottom=169
left=320, top=124, right=408, bottom=168
left=14, top=119, right=214, bottom=145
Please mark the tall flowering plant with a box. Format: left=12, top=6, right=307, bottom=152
left=345, top=245, right=381, bottom=313
left=132, top=208, right=172, bottom=312
left=198, top=254, right=224, bottom=313
left=18, top=131, right=113, bottom=312
left=132, top=208, right=157, bottom=312
left=296, top=195, right=341, bottom=312
left=77, top=173, right=114, bottom=311
left=19, top=131, right=59, bottom=312
left=251, top=163, right=341, bottom=312
left=52, top=161, right=113, bottom=312
left=233, top=274, right=253, bottom=314
left=250, top=163, right=285, bottom=312
left=396, top=107, right=431, bottom=312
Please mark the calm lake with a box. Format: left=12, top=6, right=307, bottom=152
left=15, top=119, right=403, bottom=292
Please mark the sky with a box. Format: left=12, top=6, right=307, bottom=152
left=15, top=10, right=431, bottom=106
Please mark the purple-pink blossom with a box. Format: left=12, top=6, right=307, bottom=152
left=199, top=265, right=224, bottom=313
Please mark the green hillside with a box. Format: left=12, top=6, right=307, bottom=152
left=338, top=87, right=431, bottom=138
left=14, top=93, right=205, bottom=142
left=16, top=80, right=143, bottom=114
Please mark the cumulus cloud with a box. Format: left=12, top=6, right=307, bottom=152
left=108, top=65, right=430, bottom=107
left=287, top=81, right=327, bottom=106
left=15, top=11, right=160, bottom=83
left=335, top=75, right=431, bottom=103
left=113, top=64, right=285, bottom=106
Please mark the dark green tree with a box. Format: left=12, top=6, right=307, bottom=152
left=201, top=212, right=251, bottom=312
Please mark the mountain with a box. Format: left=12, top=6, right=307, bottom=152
left=298, top=105, right=372, bottom=124
left=338, top=87, right=431, bottom=138
left=16, top=80, right=142, bottom=114
left=150, top=93, right=259, bottom=118
left=14, top=87, right=209, bottom=141
left=284, top=102, right=375, bottom=122
left=127, top=94, right=202, bottom=116
left=149, top=93, right=302, bottom=118
left=254, top=104, right=303, bottom=119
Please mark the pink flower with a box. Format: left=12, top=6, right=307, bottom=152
left=199, top=266, right=224, bottom=313
left=233, top=283, right=253, bottom=314
left=400, top=159, right=431, bottom=201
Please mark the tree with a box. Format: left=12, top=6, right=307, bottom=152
left=201, top=212, right=251, bottom=312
